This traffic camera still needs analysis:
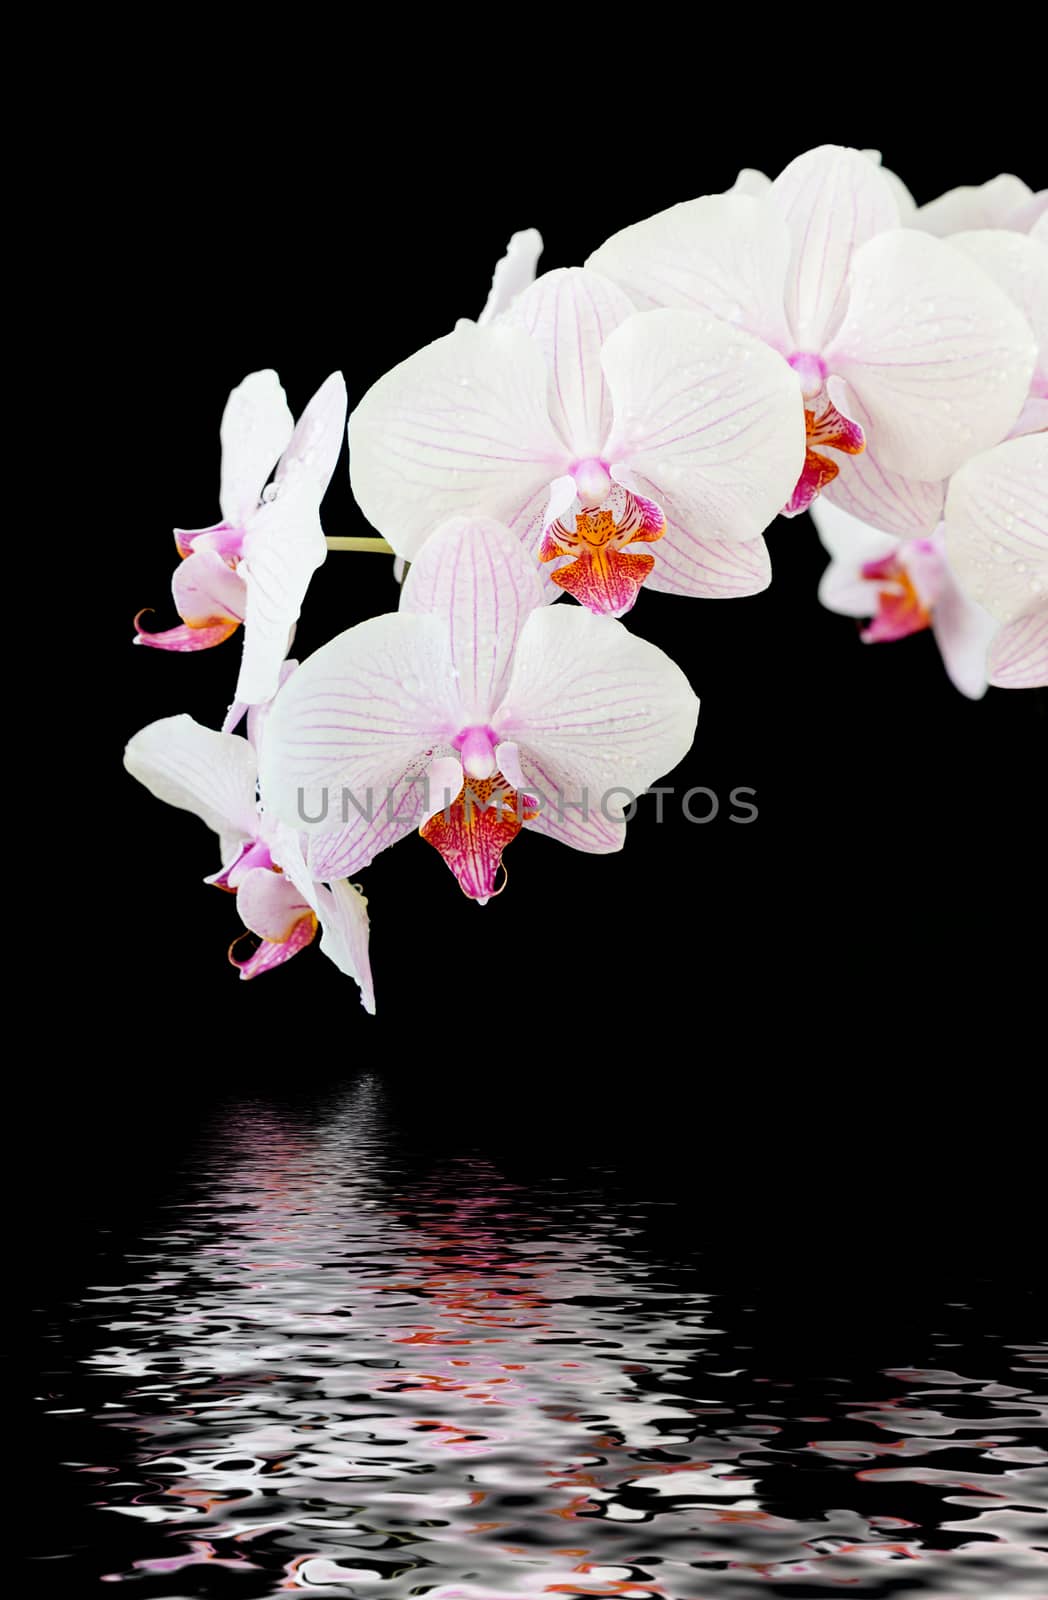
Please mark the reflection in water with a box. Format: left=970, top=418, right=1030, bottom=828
left=37, top=1079, right=1047, bottom=1596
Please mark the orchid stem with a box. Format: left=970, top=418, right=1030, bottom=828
left=326, top=535, right=395, bottom=554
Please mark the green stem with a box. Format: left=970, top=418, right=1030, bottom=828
left=326, top=536, right=395, bottom=554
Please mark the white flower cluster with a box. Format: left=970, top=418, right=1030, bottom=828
left=124, top=146, right=1047, bottom=1012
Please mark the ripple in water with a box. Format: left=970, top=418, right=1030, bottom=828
left=34, top=1079, right=1048, bottom=1596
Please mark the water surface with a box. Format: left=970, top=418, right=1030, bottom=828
left=33, top=1079, right=1047, bottom=1596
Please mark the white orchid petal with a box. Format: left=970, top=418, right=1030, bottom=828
left=587, top=193, right=792, bottom=350
left=237, top=510, right=325, bottom=705
left=951, top=229, right=1048, bottom=386
left=929, top=574, right=996, bottom=699
left=819, top=388, right=946, bottom=538
left=124, top=715, right=259, bottom=847
left=862, top=150, right=917, bottom=221
left=1008, top=191, right=1048, bottom=235
left=987, top=611, right=1048, bottom=688
left=495, top=606, right=699, bottom=839
left=944, top=433, right=1048, bottom=625
left=401, top=516, right=546, bottom=721
left=304, top=754, right=439, bottom=879
left=522, top=752, right=627, bottom=855
left=234, top=373, right=348, bottom=706
left=504, top=267, right=635, bottom=456
left=274, top=371, right=348, bottom=500
left=730, top=168, right=771, bottom=197
left=259, top=612, right=460, bottom=841
left=771, top=145, right=899, bottom=349
left=478, top=229, right=544, bottom=324
left=825, top=231, right=1036, bottom=478
left=219, top=370, right=294, bottom=526
left=315, top=879, right=376, bottom=1013
left=602, top=309, right=804, bottom=543
left=646, top=524, right=772, bottom=600
left=348, top=322, right=569, bottom=558
left=914, top=175, right=1033, bottom=236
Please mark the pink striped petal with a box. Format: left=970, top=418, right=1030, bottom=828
left=503, top=267, right=636, bottom=457
left=123, top=715, right=259, bottom=851
left=304, top=752, right=439, bottom=879
left=259, top=612, right=460, bottom=848
left=602, top=309, right=804, bottom=547
left=820, top=457, right=945, bottom=541
left=219, top=370, right=294, bottom=525
left=987, top=611, right=1048, bottom=688
left=348, top=321, right=570, bottom=559
left=587, top=192, right=792, bottom=351
left=820, top=388, right=946, bottom=538
left=824, top=231, right=1036, bottom=479
left=493, top=605, right=699, bottom=838
left=400, top=516, right=545, bottom=719
left=478, top=229, right=544, bottom=324
left=646, top=521, right=772, bottom=600
left=771, top=145, right=899, bottom=350
left=944, top=433, right=1048, bottom=625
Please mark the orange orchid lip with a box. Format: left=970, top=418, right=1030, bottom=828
left=540, top=491, right=666, bottom=616
left=860, top=551, right=933, bottom=643
left=784, top=397, right=866, bottom=517
left=420, top=773, right=539, bottom=904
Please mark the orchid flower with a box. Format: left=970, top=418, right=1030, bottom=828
left=944, top=432, right=1048, bottom=689
left=123, top=710, right=375, bottom=1007
left=812, top=499, right=997, bottom=699
left=588, top=145, right=1036, bottom=525
left=730, top=149, right=917, bottom=223
left=135, top=370, right=348, bottom=712
left=911, top=175, right=1047, bottom=237
left=258, top=516, right=699, bottom=901
left=800, top=223, right=1048, bottom=543
left=349, top=266, right=804, bottom=616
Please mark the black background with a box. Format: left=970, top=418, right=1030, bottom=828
left=38, top=62, right=1047, bottom=1281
